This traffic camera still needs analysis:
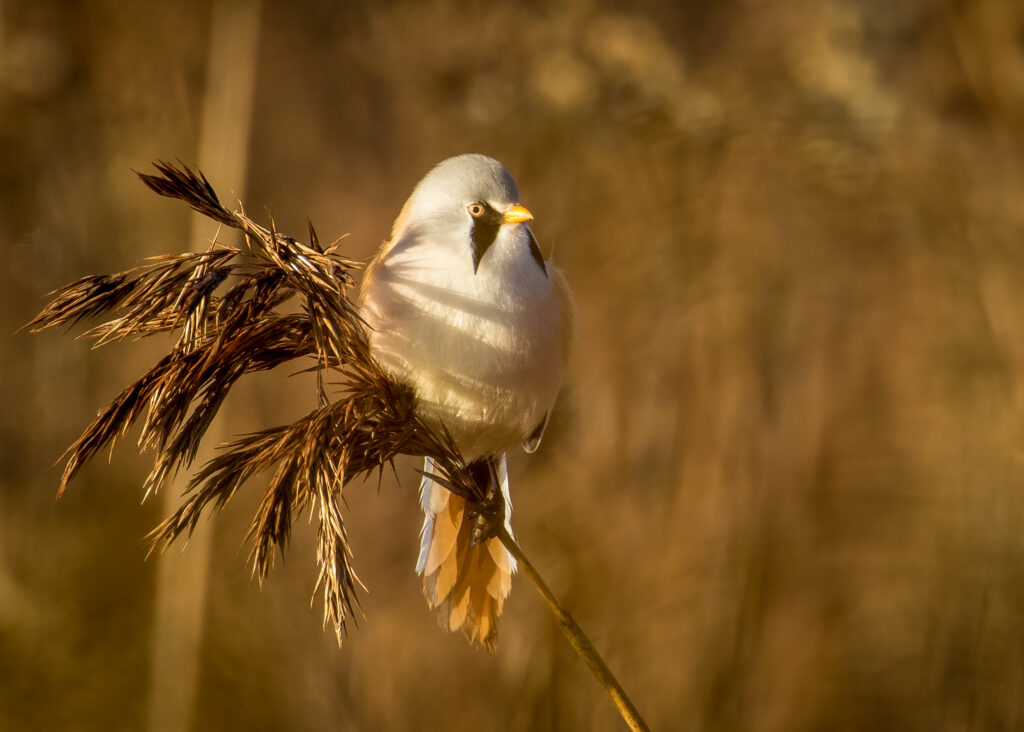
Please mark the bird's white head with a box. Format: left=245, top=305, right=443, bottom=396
left=390, top=154, right=538, bottom=274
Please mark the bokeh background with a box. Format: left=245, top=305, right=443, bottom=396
left=4, top=0, right=1024, bottom=730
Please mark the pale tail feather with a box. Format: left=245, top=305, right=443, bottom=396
left=416, top=454, right=516, bottom=649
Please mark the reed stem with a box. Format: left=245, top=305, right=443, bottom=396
left=496, top=527, right=650, bottom=732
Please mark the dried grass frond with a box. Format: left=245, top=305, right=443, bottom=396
left=30, top=161, right=482, bottom=644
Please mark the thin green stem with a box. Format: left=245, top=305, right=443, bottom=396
left=496, top=527, right=650, bottom=732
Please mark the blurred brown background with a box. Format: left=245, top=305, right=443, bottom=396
left=4, top=0, right=1024, bottom=730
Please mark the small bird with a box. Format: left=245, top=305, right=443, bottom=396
left=359, top=154, right=573, bottom=648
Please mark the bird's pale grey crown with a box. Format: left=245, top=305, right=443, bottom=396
left=395, top=154, right=521, bottom=235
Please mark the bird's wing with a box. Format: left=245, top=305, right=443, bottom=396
left=521, top=261, right=575, bottom=454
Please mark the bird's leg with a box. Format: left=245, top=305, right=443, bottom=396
left=468, top=459, right=505, bottom=545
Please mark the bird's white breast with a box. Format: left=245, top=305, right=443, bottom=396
left=360, top=228, right=563, bottom=460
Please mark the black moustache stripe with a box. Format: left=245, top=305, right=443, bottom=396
left=470, top=211, right=548, bottom=277
left=525, top=227, right=547, bottom=276
left=470, top=210, right=501, bottom=273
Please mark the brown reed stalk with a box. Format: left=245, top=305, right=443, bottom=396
left=497, top=528, right=650, bottom=731
left=29, top=162, right=649, bottom=730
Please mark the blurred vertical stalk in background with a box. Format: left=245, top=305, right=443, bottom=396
left=146, top=2, right=262, bottom=731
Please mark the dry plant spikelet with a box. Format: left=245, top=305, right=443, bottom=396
left=28, top=162, right=486, bottom=644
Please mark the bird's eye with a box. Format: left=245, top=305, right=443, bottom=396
left=467, top=203, right=486, bottom=218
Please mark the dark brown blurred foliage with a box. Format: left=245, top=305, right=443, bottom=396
left=4, top=1, right=1024, bottom=730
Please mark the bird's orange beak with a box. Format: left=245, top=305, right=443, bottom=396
left=501, top=204, right=534, bottom=224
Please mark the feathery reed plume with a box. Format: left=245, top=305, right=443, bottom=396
left=29, top=162, right=483, bottom=643
left=30, top=163, right=648, bottom=730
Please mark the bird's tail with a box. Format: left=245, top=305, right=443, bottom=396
left=416, top=455, right=516, bottom=650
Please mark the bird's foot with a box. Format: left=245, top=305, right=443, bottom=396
left=469, top=488, right=505, bottom=545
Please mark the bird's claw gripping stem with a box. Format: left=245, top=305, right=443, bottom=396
left=469, top=487, right=505, bottom=545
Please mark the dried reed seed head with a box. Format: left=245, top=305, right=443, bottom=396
left=33, top=162, right=483, bottom=644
